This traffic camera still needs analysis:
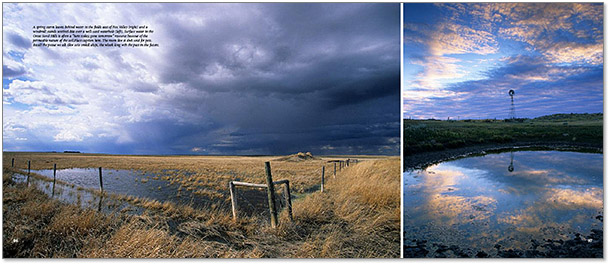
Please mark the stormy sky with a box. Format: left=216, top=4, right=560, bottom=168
left=3, top=3, right=400, bottom=155
left=403, top=3, right=603, bottom=120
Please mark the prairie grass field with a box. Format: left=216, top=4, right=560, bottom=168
left=2, top=152, right=400, bottom=258
left=404, top=113, right=602, bottom=156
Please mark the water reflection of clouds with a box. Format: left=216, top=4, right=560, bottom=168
left=427, top=194, right=496, bottom=225
left=545, top=187, right=602, bottom=209
left=411, top=168, right=465, bottom=193
left=512, top=169, right=588, bottom=185
left=498, top=187, right=602, bottom=234
left=405, top=151, right=603, bottom=250
left=409, top=164, right=497, bottom=226
left=452, top=151, right=599, bottom=196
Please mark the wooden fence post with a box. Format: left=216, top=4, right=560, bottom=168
left=264, top=162, right=279, bottom=228
left=320, top=166, right=325, bottom=192
left=334, top=162, right=336, bottom=178
left=52, top=163, right=57, bottom=197
left=11, top=158, right=14, bottom=167
left=229, top=181, right=238, bottom=220
left=98, top=167, right=104, bottom=193
left=283, top=181, right=293, bottom=222
left=347, top=159, right=349, bottom=167
left=98, top=196, right=103, bottom=212
left=27, top=160, right=31, bottom=186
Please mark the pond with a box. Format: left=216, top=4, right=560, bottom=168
left=403, top=150, right=603, bottom=258
left=11, top=173, right=142, bottom=215
left=26, top=168, right=281, bottom=217
left=30, top=168, right=218, bottom=208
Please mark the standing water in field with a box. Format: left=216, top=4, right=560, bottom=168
left=29, top=168, right=225, bottom=210
left=27, top=168, right=281, bottom=216
left=11, top=173, right=142, bottom=215
left=403, top=150, right=603, bottom=258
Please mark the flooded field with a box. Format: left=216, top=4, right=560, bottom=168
left=4, top=152, right=359, bottom=218
left=31, top=168, right=216, bottom=208
left=3, top=152, right=400, bottom=258
left=403, top=150, right=603, bottom=258
left=20, top=167, right=285, bottom=217
left=11, top=172, right=141, bottom=215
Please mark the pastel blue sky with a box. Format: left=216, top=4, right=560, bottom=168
left=403, top=3, right=603, bottom=120
left=3, top=3, right=400, bottom=155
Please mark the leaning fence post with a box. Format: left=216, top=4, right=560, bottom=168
left=229, top=181, right=238, bottom=220
left=283, top=181, right=293, bottom=222
left=320, top=166, right=325, bottom=192
left=52, top=163, right=57, bottom=197
left=98, top=167, right=104, bottom=193
left=264, top=162, right=279, bottom=228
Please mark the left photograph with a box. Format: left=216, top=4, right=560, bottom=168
left=2, top=3, right=401, bottom=258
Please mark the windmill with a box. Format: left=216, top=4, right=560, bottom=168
left=508, top=89, right=516, bottom=120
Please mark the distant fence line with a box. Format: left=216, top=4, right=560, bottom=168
left=10, top=158, right=105, bottom=197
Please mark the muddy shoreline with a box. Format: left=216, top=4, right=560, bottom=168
left=404, top=226, right=603, bottom=258
left=403, top=141, right=602, bottom=171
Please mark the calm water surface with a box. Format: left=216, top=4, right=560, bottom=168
left=27, top=168, right=276, bottom=215
left=404, top=150, right=603, bottom=257
left=12, top=173, right=141, bottom=214
left=30, top=168, right=213, bottom=206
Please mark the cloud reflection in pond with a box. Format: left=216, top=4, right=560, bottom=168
left=404, top=151, right=603, bottom=256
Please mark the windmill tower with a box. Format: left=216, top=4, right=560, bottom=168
left=508, top=89, right=516, bottom=120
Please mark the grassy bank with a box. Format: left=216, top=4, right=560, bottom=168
left=404, top=113, right=602, bottom=156
left=3, top=157, right=400, bottom=258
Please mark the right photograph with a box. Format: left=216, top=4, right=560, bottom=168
left=402, top=3, right=603, bottom=258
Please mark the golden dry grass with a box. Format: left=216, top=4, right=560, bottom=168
left=3, top=154, right=400, bottom=258
left=291, top=158, right=401, bottom=257
left=4, top=152, right=380, bottom=194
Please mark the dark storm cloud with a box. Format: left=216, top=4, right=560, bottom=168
left=2, top=3, right=400, bottom=155
left=148, top=3, right=400, bottom=155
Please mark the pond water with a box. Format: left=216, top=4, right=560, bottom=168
left=403, top=150, right=603, bottom=258
left=25, top=168, right=283, bottom=217
left=12, top=173, right=142, bottom=215
left=30, top=168, right=220, bottom=208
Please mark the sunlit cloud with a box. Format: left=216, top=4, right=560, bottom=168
left=403, top=3, right=602, bottom=119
